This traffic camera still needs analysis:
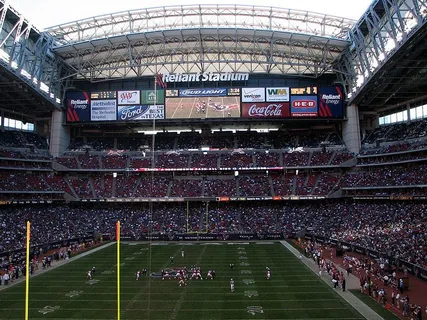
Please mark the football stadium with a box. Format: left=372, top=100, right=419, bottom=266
left=0, top=0, right=427, bottom=319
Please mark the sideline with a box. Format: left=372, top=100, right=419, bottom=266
left=280, top=241, right=385, bottom=320
left=0, top=242, right=115, bottom=292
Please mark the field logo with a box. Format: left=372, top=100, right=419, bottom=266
left=240, top=262, right=250, bottom=266
left=38, top=306, right=60, bottom=315
left=266, top=87, right=290, bottom=102
left=241, top=270, right=252, bottom=274
left=247, top=306, right=264, bottom=315
left=118, top=90, right=140, bottom=105
left=243, top=279, right=255, bottom=285
left=245, top=291, right=259, bottom=298
left=242, top=88, right=265, bottom=102
left=65, top=290, right=83, bottom=297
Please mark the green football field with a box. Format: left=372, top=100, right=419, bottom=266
left=0, top=241, right=366, bottom=320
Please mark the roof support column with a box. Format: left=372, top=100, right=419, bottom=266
left=342, top=104, right=361, bottom=154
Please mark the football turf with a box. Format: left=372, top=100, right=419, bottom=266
left=0, top=242, right=366, bottom=320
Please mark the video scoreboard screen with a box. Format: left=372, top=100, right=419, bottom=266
left=66, top=85, right=343, bottom=123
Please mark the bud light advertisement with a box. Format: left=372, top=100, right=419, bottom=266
left=290, top=95, right=318, bottom=117
left=66, top=91, right=91, bottom=122
left=318, top=86, right=344, bottom=118
left=241, top=102, right=290, bottom=118
left=179, top=88, right=227, bottom=97
left=117, top=105, right=165, bottom=121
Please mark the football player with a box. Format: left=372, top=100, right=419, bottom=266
left=230, top=278, right=235, bottom=292
left=136, top=270, right=141, bottom=281
left=266, top=267, right=271, bottom=280
left=87, top=270, right=92, bottom=280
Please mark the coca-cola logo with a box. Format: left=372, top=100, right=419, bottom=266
left=248, top=104, right=283, bottom=117
left=292, top=100, right=316, bottom=108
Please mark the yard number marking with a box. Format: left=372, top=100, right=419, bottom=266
left=38, top=306, right=60, bottom=315
left=247, top=306, right=263, bottom=315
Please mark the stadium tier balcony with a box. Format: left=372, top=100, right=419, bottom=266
left=176, top=133, right=202, bottom=149
left=236, top=132, right=266, bottom=149
left=271, top=174, right=293, bottom=196
left=101, top=155, right=128, bottom=169
left=0, top=159, right=51, bottom=169
left=116, top=137, right=150, bottom=151
left=86, top=137, right=114, bottom=151
left=220, top=153, right=253, bottom=168
left=0, top=173, right=51, bottom=191
left=238, top=176, right=271, bottom=196
left=78, top=155, right=101, bottom=169
left=330, top=151, right=355, bottom=165
left=203, top=178, right=237, bottom=197
left=68, top=177, right=93, bottom=199
left=92, top=175, right=113, bottom=198
left=169, top=179, right=203, bottom=197
left=310, top=151, right=333, bottom=166
left=283, top=151, right=309, bottom=167
left=190, top=153, right=219, bottom=168
left=114, top=174, right=139, bottom=198
left=42, top=174, right=73, bottom=196
left=253, top=151, right=281, bottom=167
left=0, top=148, right=25, bottom=159
left=208, top=208, right=239, bottom=233
left=156, top=153, right=190, bottom=168
left=54, top=156, right=79, bottom=169
left=154, top=133, right=177, bottom=150
left=201, top=133, right=235, bottom=149
left=0, top=131, right=48, bottom=149
left=129, top=157, right=152, bottom=169
left=312, top=173, right=340, bottom=195
left=133, top=176, right=170, bottom=197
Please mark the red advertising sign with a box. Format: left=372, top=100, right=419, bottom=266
left=241, top=102, right=290, bottom=118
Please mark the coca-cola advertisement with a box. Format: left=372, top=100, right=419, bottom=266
left=241, top=102, right=290, bottom=118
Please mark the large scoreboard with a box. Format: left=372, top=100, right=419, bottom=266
left=66, top=86, right=343, bottom=123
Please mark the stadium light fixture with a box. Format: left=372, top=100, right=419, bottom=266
left=11, top=61, right=18, bottom=69
left=40, top=82, right=49, bottom=93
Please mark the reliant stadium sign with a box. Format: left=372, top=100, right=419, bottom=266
left=161, top=72, right=249, bottom=83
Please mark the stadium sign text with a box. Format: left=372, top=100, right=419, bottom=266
left=321, top=94, right=341, bottom=105
left=162, top=72, right=249, bottom=83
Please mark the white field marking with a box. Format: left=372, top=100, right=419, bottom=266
left=239, top=256, right=248, bottom=260
left=200, top=243, right=222, bottom=245
left=241, top=270, right=252, bottom=274
left=64, top=290, right=83, bottom=298
left=188, top=97, right=197, bottom=118
left=31, top=284, right=326, bottom=289
left=237, top=247, right=246, bottom=250
left=255, top=242, right=275, bottom=244
left=140, top=248, right=149, bottom=250
left=176, top=243, right=195, bottom=245
left=168, top=245, right=208, bottom=320
left=113, top=262, right=126, bottom=267
left=125, top=257, right=135, bottom=261
left=240, top=262, right=250, bottom=266
left=85, top=279, right=100, bottom=285
left=150, top=242, right=169, bottom=245
left=37, top=306, right=60, bottom=315
left=228, top=242, right=249, bottom=245
left=16, top=307, right=352, bottom=311
left=133, top=252, right=143, bottom=255
left=247, top=306, right=264, bottom=315
left=238, top=251, right=246, bottom=254
left=128, top=243, right=138, bottom=246
left=0, top=242, right=115, bottom=292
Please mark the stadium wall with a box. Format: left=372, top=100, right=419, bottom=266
left=343, top=104, right=361, bottom=153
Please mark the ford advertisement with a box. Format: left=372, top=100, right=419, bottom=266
left=117, top=105, right=165, bottom=121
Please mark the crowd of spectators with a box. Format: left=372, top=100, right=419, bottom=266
left=1, top=201, right=424, bottom=272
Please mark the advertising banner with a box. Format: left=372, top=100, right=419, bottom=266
left=179, top=88, right=227, bottom=97
left=166, top=96, right=240, bottom=119
left=241, top=102, right=290, bottom=118
left=266, top=87, right=290, bottom=102
left=117, top=90, right=141, bottom=105
left=141, top=90, right=165, bottom=104
left=91, top=100, right=117, bottom=121
left=241, top=88, right=265, bottom=102
left=290, top=95, right=318, bottom=117
left=117, top=105, right=165, bottom=121
left=66, top=91, right=91, bottom=122
left=318, top=86, right=344, bottom=118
